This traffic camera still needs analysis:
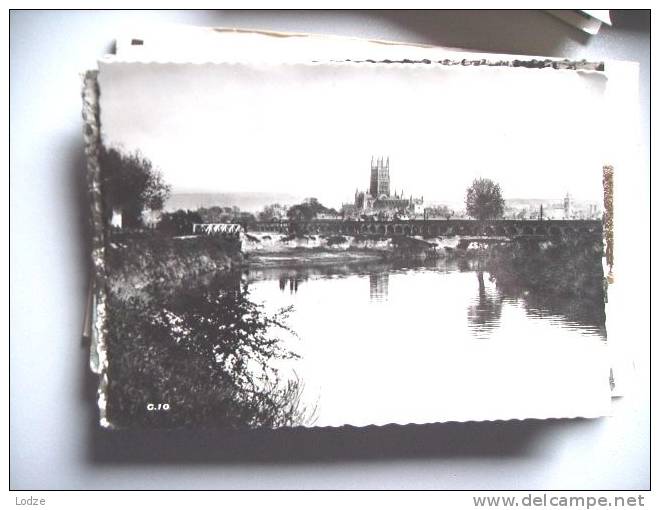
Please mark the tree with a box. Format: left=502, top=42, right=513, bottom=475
left=465, top=178, right=505, bottom=220
left=286, top=198, right=336, bottom=222
left=197, top=206, right=230, bottom=223
left=258, top=203, right=287, bottom=222
left=99, top=147, right=171, bottom=228
left=424, top=205, right=452, bottom=219
left=158, top=209, right=203, bottom=236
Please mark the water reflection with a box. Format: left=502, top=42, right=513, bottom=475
left=485, top=240, right=607, bottom=338
left=248, top=240, right=607, bottom=342
left=467, top=271, right=504, bottom=339
left=246, top=243, right=608, bottom=426
left=369, top=273, right=389, bottom=302
left=279, top=274, right=306, bottom=293
left=106, top=238, right=607, bottom=428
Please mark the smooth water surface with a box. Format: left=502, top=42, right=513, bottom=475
left=246, top=258, right=611, bottom=427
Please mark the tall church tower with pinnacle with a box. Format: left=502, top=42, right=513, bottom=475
left=369, top=156, right=390, bottom=198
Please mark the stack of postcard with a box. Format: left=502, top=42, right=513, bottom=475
left=82, top=27, right=641, bottom=430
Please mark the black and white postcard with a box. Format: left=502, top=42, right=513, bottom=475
left=85, top=55, right=615, bottom=429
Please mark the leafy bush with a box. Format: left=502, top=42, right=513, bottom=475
left=105, top=274, right=314, bottom=429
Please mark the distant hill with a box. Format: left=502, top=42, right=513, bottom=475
left=164, top=192, right=306, bottom=213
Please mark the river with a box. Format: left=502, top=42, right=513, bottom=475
left=245, top=254, right=611, bottom=427
left=104, top=239, right=613, bottom=428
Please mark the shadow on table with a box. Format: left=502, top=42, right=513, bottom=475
left=81, top=360, right=602, bottom=465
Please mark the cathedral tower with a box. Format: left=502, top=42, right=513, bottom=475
left=370, top=156, right=390, bottom=198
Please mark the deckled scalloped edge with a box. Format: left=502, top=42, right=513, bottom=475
left=603, top=165, right=614, bottom=282
left=316, top=58, right=605, bottom=71
left=99, top=412, right=612, bottom=433
left=99, top=54, right=605, bottom=72
left=82, top=70, right=111, bottom=428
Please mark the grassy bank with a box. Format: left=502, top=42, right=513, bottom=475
left=105, top=234, right=243, bottom=302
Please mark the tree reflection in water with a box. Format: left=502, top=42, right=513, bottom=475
left=278, top=274, right=307, bottom=293
left=369, top=273, right=389, bottom=302
left=105, top=272, right=316, bottom=429
left=467, top=270, right=504, bottom=338
left=465, top=239, right=607, bottom=339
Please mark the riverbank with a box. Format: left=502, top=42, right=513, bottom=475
left=105, top=234, right=243, bottom=302
left=103, top=234, right=312, bottom=430
left=102, top=229, right=606, bottom=429
left=105, top=230, right=604, bottom=302
left=242, top=231, right=463, bottom=259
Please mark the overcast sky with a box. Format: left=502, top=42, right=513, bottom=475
left=98, top=60, right=608, bottom=209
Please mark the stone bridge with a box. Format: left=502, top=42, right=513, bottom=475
left=247, top=219, right=602, bottom=239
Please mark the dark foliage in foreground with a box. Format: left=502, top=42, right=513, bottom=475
left=104, top=235, right=314, bottom=429
left=105, top=276, right=312, bottom=429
